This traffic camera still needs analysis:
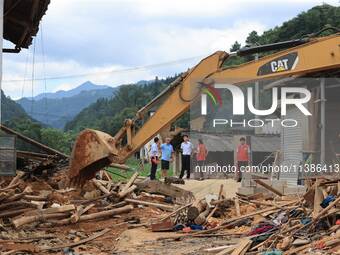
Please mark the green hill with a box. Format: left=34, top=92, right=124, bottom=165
left=225, top=4, right=340, bottom=66
left=65, top=76, right=177, bottom=135
left=17, top=82, right=116, bottom=129
left=1, top=90, right=31, bottom=122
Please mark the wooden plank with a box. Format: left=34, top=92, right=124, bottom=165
left=206, top=184, right=224, bottom=221
left=125, top=198, right=174, bottom=211
left=223, top=200, right=297, bottom=225
left=136, top=180, right=194, bottom=200
left=254, top=179, right=283, bottom=196
left=230, top=238, right=251, bottom=255
left=234, top=197, right=241, bottom=217
left=313, top=179, right=324, bottom=217
left=203, top=245, right=235, bottom=253
left=313, top=196, right=340, bottom=221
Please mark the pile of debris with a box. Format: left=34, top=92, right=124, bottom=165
left=1, top=168, right=340, bottom=254
left=152, top=177, right=340, bottom=254
left=0, top=169, right=193, bottom=254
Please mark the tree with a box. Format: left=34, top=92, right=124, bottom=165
left=230, top=41, right=241, bottom=52
left=246, top=31, right=260, bottom=45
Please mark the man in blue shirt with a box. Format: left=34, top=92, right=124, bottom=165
left=160, top=137, right=174, bottom=178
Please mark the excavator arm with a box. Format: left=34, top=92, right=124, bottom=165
left=69, top=33, right=340, bottom=184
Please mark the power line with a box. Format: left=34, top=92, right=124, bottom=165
left=40, top=22, right=48, bottom=122
left=21, top=46, right=30, bottom=98
left=2, top=55, right=204, bottom=83
left=30, top=38, right=36, bottom=114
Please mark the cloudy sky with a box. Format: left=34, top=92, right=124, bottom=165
left=2, top=0, right=339, bottom=99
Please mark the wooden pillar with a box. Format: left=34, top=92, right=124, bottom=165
left=173, top=151, right=181, bottom=176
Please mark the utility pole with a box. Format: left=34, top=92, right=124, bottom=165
left=254, top=53, right=260, bottom=135
left=320, top=78, right=326, bottom=166
left=0, top=0, right=4, bottom=126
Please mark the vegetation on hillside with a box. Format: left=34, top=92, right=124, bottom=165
left=65, top=76, right=178, bottom=135
left=225, top=4, right=340, bottom=66
left=1, top=90, right=30, bottom=122
left=17, top=87, right=116, bottom=129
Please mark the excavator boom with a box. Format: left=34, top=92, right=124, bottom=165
left=69, top=33, right=340, bottom=183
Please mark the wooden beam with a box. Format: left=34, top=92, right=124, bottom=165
left=125, top=198, right=173, bottom=211
left=254, top=179, right=283, bottom=196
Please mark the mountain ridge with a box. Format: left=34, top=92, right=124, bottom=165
left=30, top=81, right=111, bottom=100
left=16, top=81, right=117, bottom=129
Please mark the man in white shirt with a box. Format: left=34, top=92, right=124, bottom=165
left=179, top=135, right=193, bottom=179
left=149, top=137, right=160, bottom=180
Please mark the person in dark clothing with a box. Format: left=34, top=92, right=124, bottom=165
left=149, top=137, right=160, bottom=180
left=179, top=135, right=193, bottom=179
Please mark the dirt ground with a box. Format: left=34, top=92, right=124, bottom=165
left=113, top=179, right=241, bottom=255
left=114, top=227, right=240, bottom=255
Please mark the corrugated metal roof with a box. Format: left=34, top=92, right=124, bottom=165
left=189, top=132, right=280, bottom=152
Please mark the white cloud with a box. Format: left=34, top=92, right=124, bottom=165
left=2, top=0, right=338, bottom=99
left=125, top=0, right=339, bottom=17
left=2, top=57, right=158, bottom=99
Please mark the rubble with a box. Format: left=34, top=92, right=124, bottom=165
left=0, top=168, right=340, bottom=254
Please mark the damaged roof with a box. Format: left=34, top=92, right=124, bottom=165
left=3, top=0, right=50, bottom=51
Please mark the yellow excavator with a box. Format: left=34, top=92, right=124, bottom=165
left=68, top=29, right=340, bottom=184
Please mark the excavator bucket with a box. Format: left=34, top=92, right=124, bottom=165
left=68, top=129, right=119, bottom=185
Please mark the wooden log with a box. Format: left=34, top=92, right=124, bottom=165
left=160, top=202, right=193, bottom=221
left=0, top=208, right=33, bottom=218
left=136, top=180, right=194, bottom=201
left=12, top=212, right=69, bottom=228
left=125, top=198, right=173, bottom=211
left=118, top=184, right=137, bottom=198
left=93, top=179, right=110, bottom=194
left=70, top=204, right=95, bottom=223
left=0, top=182, right=20, bottom=192
left=6, top=192, right=25, bottom=202
left=49, top=205, right=133, bottom=226
left=24, top=195, right=47, bottom=201
left=8, top=171, right=25, bottom=187
left=210, top=199, right=234, bottom=207
left=110, top=163, right=130, bottom=171
left=0, top=200, right=37, bottom=211
left=123, top=172, right=139, bottom=189
left=37, top=204, right=75, bottom=215
left=187, top=199, right=207, bottom=220
left=194, top=207, right=210, bottom=225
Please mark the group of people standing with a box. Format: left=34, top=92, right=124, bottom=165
left=148, top=135, right=208, bottom=180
